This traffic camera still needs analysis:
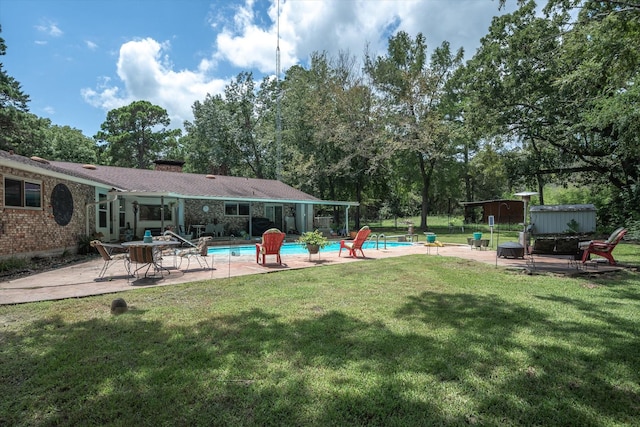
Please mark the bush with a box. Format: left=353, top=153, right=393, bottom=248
left=0, top=257, right=28, bottom=273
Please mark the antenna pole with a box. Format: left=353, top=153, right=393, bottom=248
left=276, top=0, right=282, bottom=180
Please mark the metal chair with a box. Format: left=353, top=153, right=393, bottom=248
left=175, top=236, right=213, bottom=271
left=128, top=245, right=156, bottom=278
left=90, top=240, right=128, bottom=279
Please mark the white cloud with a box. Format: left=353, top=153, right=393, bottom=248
left=86, top=40, right=98, bottom=50
left=82, top=38, right=228, bottom=129
left=213, top=0, right=517, bottom=73
left=81, top=0, right=519, bottom=131
left=213, top=0, right=287, bottom=72
left=36, top=22, right=63, bottom=37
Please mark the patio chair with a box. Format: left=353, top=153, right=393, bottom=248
left=580, top=227, right=627, bottom=265
left=164, top=229, right=197, bottom=248
left=90, top=240, right=128, bottom=279
left=256, top=228, right=286, bottom=265
left=339, top=226, right=371, bottom=258
left=175, top=236, right=213, bottom=271
left=128, top=245, right=156, bottom=278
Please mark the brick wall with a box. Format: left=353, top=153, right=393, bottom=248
left=0, top=165, right=93, bottom=260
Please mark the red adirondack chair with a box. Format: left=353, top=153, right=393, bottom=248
left=256, top=228, right=286, bottom=265
left=339, top=226, right=371, bottom=258
left=580, top=227, right=627, bottom=265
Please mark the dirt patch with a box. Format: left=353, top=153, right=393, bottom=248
left=0, top=254, right=95, bottom=282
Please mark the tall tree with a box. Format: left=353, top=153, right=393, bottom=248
left=459, top=2, right=568, bottom=203
left=47, top=125, right=97, bottom=163
left=183, top=94, right=231, bottom=174
left=95, top=100, right=180, bottom=169
left=551, top=0, right=640, bottom=221
left=281, top=52, right=384, bottom=228
left=471, top=0, right=640, bottom=225
left=184, top=72, right=277, bottom=178
left=365, top=32, right=463, bottom=229
left=0, top=26, right=50, bottom=155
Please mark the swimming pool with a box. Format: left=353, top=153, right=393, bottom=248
left=207, top=240, right=412, bottom=256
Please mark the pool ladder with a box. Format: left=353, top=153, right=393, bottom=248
left=369, top=233, right=388, bottom=250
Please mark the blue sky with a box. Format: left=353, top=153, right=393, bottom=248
left=1, top=0, right=517, bottom=138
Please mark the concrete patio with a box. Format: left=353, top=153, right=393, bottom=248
left=0, top=242, right=623, bottom=305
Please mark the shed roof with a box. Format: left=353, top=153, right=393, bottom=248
left=530, top=204, right=596, bottom=212
left=460, top=199, right=521, bottom=207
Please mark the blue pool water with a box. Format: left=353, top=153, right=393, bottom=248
left=208, top=240, right=412, bottom=256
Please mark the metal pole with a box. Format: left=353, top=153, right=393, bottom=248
left=345, top=206, right=350, bottom=237
left=160, top=196, right=165, bottom=234
left=275, top=0, right=282, bottom=180
left=495, top=203, right=510, bottom=268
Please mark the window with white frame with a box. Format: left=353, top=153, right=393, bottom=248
left=224, top=202, right=250, bottom=216
left=4, top=177, right=42, bottom=208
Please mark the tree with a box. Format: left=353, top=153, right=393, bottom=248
left=281, top=51, right=385, bottom=228
left=47, top=125, right=97, bottom=163
left=365, top=32, right=463, bottom=229
left=215, top=71, right=280, bottom=179
left=469, top=0, right=640, bottom=225
left=184, top=72, right=277, bottom=178
left=95, top=100, right=180, bottom=169
left=183, top=94, right=231, bottom=174
left=0, top=26, right=45, bottom=155
left=458, top=2, right=569, bottom=203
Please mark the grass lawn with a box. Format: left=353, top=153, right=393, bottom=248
left=1, top=254, right=639, bottom=426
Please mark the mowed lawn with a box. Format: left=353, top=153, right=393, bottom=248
left=1, top=253, right=639, bottom=426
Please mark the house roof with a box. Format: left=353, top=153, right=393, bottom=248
left=0, top=150, right=356, bottom=206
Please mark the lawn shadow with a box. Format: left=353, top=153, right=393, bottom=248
left=2, top=280, right=639, bottom=425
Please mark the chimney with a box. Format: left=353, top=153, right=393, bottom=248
left=154, top=159, right=185, bottom=173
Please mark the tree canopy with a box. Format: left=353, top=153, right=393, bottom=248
left=95, top=100, right=180, bottom=169
left=0, top=25, right=42, bottom=155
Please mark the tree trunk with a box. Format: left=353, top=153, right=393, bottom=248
left=354, top=180, right=362, bottom=229
left=417, top=152, right=434, bottom=231
left=536, top=174, right=545, bottom=205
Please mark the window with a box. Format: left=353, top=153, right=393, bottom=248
left=119, top=198, right=126, bottom=226
left=98, top=193, right=108, bottom=228
left=138, top=204, right=172, bottom=221
left=224, top=202, right=250, bottom=216
left=4, top=177, right=42, bottom=208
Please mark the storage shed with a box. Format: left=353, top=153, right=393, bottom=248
left=530, top=204, right=596, bottom=235
left=460, top=199, right=523, bottom=226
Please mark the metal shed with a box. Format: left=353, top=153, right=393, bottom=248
left=530, top=204, right=596, bottom=235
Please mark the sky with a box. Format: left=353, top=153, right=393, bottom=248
left=1, top=0, right=518, bottom=138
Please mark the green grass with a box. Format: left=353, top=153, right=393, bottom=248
left=2, top=255, right=640, bottom=426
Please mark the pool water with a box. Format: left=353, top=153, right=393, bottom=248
left=208, top=240, right=412, bottom=256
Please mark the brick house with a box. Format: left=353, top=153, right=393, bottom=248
left=0, top=150, right=357, bottom=259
